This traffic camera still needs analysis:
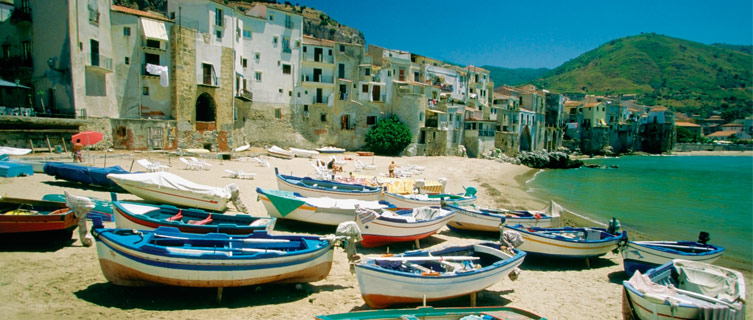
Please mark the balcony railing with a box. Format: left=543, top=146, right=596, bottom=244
left=313, top=96, right=329, bottom=104
left=88, top=53, right=112, bottom=72
left=303, top=75, right=334, bottom=84
left=10, top=7, right=31, bottom=23
left=236, top=89, right=253, bottom=101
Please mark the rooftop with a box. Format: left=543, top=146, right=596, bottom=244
left=111, top=5, right=172, bottom=22
left=675, top=121, right=701, bottom=127
left=708, top=130, right=739, bottom=137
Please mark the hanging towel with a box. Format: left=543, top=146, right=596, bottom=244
left=146, top=63, right=169, bottom=87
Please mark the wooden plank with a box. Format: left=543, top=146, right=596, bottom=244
left=45, top=135, right=52, bottom=153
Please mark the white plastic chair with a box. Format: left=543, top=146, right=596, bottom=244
left=179, top=157, right=200, bottom=170
left=189, top=157, right=212, bottom=170
left=224, top=169, right=255, bottom=180
left=137, top=159, right=168, bottom=172
left=311, top=163, right=333, bottom=180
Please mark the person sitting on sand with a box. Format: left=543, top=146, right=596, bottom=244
left=73, top=139, right=84, bottom=163
left=328, top=159, right=342, bottom=174
left=388, top=161, right=396, bottom=178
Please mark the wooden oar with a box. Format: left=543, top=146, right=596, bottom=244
left=374, top=256, right=480, bottom=262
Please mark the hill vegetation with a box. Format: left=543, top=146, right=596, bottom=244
left=481, top=66, right=550, bottom=86
left=531, top=34, right=752, bottom=119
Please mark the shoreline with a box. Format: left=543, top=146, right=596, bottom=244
left=0, top=151, right=751, bottom=319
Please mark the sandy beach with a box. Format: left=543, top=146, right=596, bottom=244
left=0, top=149, right=750, bottom=319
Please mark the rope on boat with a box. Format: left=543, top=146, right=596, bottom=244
left=64, top=191, right=95, bottom=247
left=227, top=184, right=249, bottom=214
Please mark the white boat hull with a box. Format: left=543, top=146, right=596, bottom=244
left=259, top=193, right=387, bottom=226
left=355, top=244, right=524, bottom=308
left=289, top=147, right=319, bottom=158
left=277, top=176, right=381, bottom=201
left=510, top=227, right=625, bottom=258
left=357, top=210, right=455, bottom=247
left=94, top=233, right=334, bottom=287
left=622, top=241, right=724, bottom=275
left=448, top=209, right=506, bottom=232
left=109, top=179, right=229, bottom=212
left=384, top=193, right=474, bottom=209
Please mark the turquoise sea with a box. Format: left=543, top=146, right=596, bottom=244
left=527, top=155, right=753, bottom=270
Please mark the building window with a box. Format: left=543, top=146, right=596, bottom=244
left=242, top=29, right=251, bottom=39
left=362, top=84, right=368, bottom=93
left=255, top=52, right=260, bottom=61
left=339, top=44, right=345, bottom=52
left=282, top=37, right=291, bottom=53
left=273, top=36, right=278, bottom=45
left=146, top=39, right=161, bottom=49
left=123, top=27, right=131, bottom=36
left=284, top=14, right=292, bottom=28
left=202, top=63, right=216, bottom=85
left=274, top=108, right=281, bottom=119
left=215, top=8, right=223, bottom=26
left=124, top=57, right=129, bottom=65
left=143, top=86, right=149, bottom=95
left=364, top=68, right=371, bottom=76
left=216, top=30, right=222, bottom=41
left=304, top=105, right=309, bottom=112
left=145, top=53, right=159, bottom=65
left=328, top=49, right=332, bottom=56
left=282, top=64, right=291, bottom=74
left=367, top=116, right=377, bottom=125
left=269, top=14, right=274, bottom=21
left=321, top=113, right=327, bottom=122
left=341, top=114, right=354, bottom=130
left=255, top=72, right=262, bottom=82
left=241, top=58, right=247, bottom=68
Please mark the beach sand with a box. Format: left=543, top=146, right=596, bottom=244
left=0, top=150, right=749, bottom=319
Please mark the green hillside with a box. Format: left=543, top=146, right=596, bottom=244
left=534, top=34, right=752, bottom=118
left=482, top=66, right=550, bottom=86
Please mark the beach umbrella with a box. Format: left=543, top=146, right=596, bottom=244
left=72, top=131, right=103, bottom=146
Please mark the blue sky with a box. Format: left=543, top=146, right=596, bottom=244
left=295, top=0, right=753, bottom=69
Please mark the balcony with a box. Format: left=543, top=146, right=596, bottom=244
left=302, top=55, right=334, bottom=64
left=142, top=39, right=165, bottom=52
left=302, top=75, right=334, bottom=86
left=236, top=89, right=253, bottom=101
left=312, top=96, right=329, bottom=105
left=10, top=7, right=31, bottom=24
left=87, top=53, right=112, bottom=73
left=0, top=55, right=33, bottom=68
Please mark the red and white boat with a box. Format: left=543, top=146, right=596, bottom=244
left=355, top=206, right=455, bottom=248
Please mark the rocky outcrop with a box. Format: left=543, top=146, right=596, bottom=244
left=299, top=9, right=365, bottom=45
left=518, top=150, right=583, bottom=169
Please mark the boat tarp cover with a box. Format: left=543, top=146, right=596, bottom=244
left=261, top=189, right=306, bottom=217
left=44, top=162, right=128, bottom=187
left=674, top=260, right=745, bottom=304
left=108, top=172, right=231, bottom=199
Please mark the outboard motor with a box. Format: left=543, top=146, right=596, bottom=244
left=607, top=217, right=621, bottom=235
left=698, top=231, right=710, bottom=245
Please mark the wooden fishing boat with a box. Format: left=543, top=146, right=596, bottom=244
left=42, top=193, right=115, bottom=222
left=91, top=222, right=337, bottom=288
left=289, top=147, right=319, bottom=158
left=355, top=206, right=455, bottom=248
left=383, top=191, right=476, bottom=210
left=446, top=200, right=563, bottom=232
left=107, top=172, right=234, bottom=212
left=315, top=306, right=546, bottom=320
left=44, top=162, right=128, bottom=191
left=355, top=151, right=374, bottom=157
left=0, top=196, right=78, bottom=241
left=316, top=146, right=345, bottom=153
left=621, top=232, right=725, bottom=276
left=268, top=145, right=294, bottom=159
left=256, top=187, right=394, bottom=226
left=505, top=225, right=627, bottom=258
left=623, top=259, right=745, bottom=320
left=275, top=168, right=382, bottom=201
left=355, top=242, right=526, bottom=308
left=111, top=201, right=275, bottom=234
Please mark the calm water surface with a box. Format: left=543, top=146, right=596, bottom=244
left=527, top=155, right=753, bottom=269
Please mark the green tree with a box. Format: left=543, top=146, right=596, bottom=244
left=676, top=126, right=700, bottom=143
left=364, top=115, right=412, bottom=155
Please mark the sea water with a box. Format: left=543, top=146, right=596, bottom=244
left=527, top=155, right=753, bottom=270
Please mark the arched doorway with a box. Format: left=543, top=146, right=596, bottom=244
left=196, top=93, right=216, bottom=122
left=520, top=125, right=532, bottom=152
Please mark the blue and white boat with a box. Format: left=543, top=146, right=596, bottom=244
left=446, top=200, right=564, bottom=233
left=621, top=232, right=725, bottom=276
left=354, top=242, right=526, bottom=308
left=623, top=259, right=745, bottom=320
left=91, top=220, right=337, bottom=288
left=315, top=306, right=546, bottom=320
left=275, top=168, right=382, bottom=201
left=44, top=162, right=129, bottom=191
left=505, top=224, right=627, bottom=258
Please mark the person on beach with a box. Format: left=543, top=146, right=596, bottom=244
left=73, top=139, right=84, bottom=163
left=327, top=159, right=342, bottom=174
left=388, top=161, right=396, bottom=178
